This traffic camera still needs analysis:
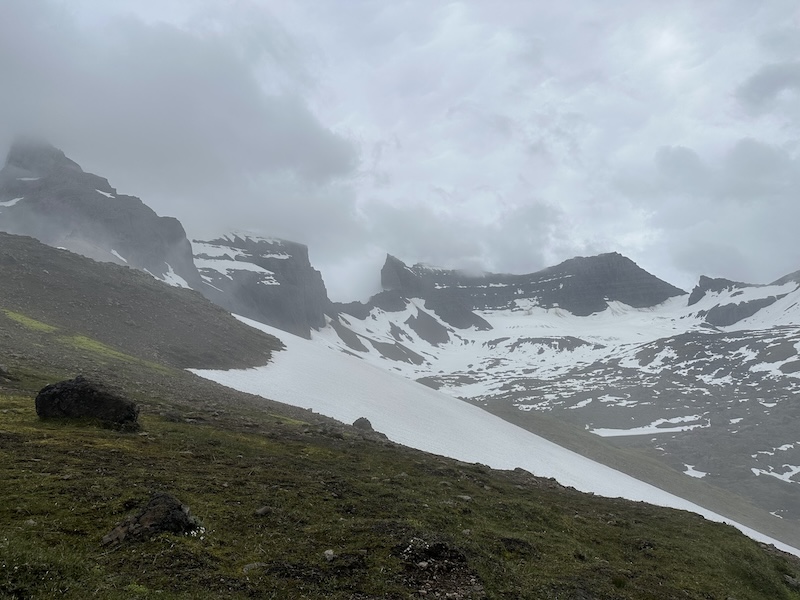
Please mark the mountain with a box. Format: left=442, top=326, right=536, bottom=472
left=0, top=138, right=201, bottom=289
left=2, top=231, right=800, bottom=599
left=382, top=251, right=687, bottom=315
left=192, top=233, right=329, bottom=338
left=3, top=138, right=800, bottom=557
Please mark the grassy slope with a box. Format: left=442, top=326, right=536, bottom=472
left=479, top=400, right=800, bottom=550
left=1, top=234, right=800, bottom=598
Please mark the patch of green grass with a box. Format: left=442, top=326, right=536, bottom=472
left=2, top=385, right=800, bottom=600
left=64, top=335, right=171, bottom=374
left=1, top=310, right=58, bottom=333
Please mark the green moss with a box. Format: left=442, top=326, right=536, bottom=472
left=1, top=309, right=58, bottom=333
left=1, top=371, right=799, bottom=600
left=65, top=335, right=171, bottom=374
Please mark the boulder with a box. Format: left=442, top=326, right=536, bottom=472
left=35, top=376, right=139, bottom=427
left=102, top=492, right=202, bottom=546
left=353, top=417, right=374, bottom=432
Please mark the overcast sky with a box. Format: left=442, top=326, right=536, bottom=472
left=1, top=0, right=799, bottom=300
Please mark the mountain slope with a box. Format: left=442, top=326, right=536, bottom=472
left=313, top=268, right=800, bottom=541
left=194, top=316, right=800, bottom=556
left=0, top=232, right=279, bottom=369
left=4, top=239, right=800, bottom=598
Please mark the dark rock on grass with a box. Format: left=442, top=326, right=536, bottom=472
left=0, top=364, right=12, bottom=380
left=102, top=492, right=203, bottom=546
left=35, top=375, right=139, bottom=428
left=393, top=537, right=485, bottom=599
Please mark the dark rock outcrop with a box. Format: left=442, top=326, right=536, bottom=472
left=102, top=492, right=202, bottom=546
left=352, top=417, right=374, bottom=432
left=702, top=297, right=782, bottom=327
left=193, top=233, right=330, bottom=338
left=0, top=138, right=201, bottom=289
left=35, top=376, right=139, bottom=427
left=687, top=276, right=755, bottom=306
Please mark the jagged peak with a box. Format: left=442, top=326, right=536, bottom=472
left=687, top=275, right=759, bottom=306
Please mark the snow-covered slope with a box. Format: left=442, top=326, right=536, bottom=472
left=191, top=316, right=800, bottom=557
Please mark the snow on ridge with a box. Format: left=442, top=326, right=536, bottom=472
left=159, top=263, right=190, bottom=289
left=591, top=414, right=711, bottom=438
left=0, top=197, right=23, bottom=207
left=95, top=189, right=115, bottom=198
left=110, top=249, right=127, bottom=263
left=191, top=316, right=800, bottom=557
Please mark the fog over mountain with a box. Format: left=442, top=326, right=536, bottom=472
left=1, top=0, right=799, bottom=300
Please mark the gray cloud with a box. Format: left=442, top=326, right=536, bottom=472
left=736, top=62, right=800, bottom=111
left=2, top=0, right=800, bottom=301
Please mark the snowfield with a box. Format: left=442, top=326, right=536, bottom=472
left=191, top=316, right=800, bottom=557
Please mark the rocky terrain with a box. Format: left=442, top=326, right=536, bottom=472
left=193, top=233, right=329, bottom=338
left=318, top=255, right=800, bottom=540
left=1, top=229, right=800, bottom=599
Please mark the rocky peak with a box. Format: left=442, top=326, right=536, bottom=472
left=381, top=254, right=429, bottom=297
left=0, top=139, right=201, bottom=289
left=687, top=276, right=755, bottom=306
left=192, top=233, right=330, bottom=338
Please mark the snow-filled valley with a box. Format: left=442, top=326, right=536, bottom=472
left=191, top=316, right=800, bottom=557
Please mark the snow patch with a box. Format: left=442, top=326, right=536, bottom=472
left=683, top=464, right=708, bottom=479
left=0, top=197, right=23, bottom=207
left=95, top=189, right=115, bottom=198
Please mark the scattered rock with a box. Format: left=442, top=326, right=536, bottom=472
left=101, top=492, right=202, bottom=546
left=393, top=537, right=485, bottom=599
left=35, top=375, right=139, bottom=428
left=324, top=549, right=335, bottom=562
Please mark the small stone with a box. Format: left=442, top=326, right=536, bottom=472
left=24, top=519, right=35, bottom=526
left=324, top=549, right=335, bottom=562
left=417, top=561, right=429, bottom=569
left=456, top=495, right=472, bottom=502
left=254, top=506, right=272, bottom=517
left=242, top=562, right=268, bottom=574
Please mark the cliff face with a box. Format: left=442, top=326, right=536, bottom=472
left=192, top=233, right=330, bottom=338
left=0, top=138, right=201, bottom=289
left=381, top=252, right=687, bottom=317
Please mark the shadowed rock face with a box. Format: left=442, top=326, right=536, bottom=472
left=0, top=138, right=201, bottom=288
left=382, top=252, right=686, bottom=317
left=193, top=234, right=330, bottom=339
